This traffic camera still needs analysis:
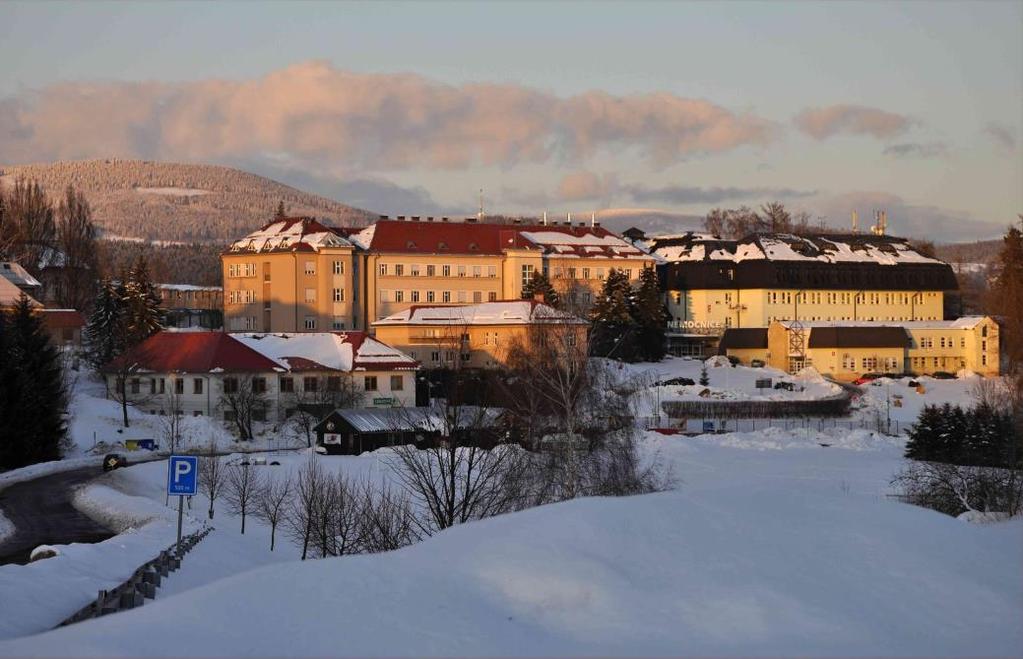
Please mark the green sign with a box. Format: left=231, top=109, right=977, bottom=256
left=373, top=397, right=394, bottom=406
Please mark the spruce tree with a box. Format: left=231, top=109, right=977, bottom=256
left=521, top=270, right=560, bottom=308
left=630, top=267, right=667, bottom=362
left=124, top=256, right=164, bottom=345
left=589, top=268, right=637, bottom=360
left=905, top=404, right=941, bottom=460
left=699, top=363, right=710, bottom=387
left=85, top=278, right=126, bottom=369
left=275, top=200, right=287, bottom=220
left=1, top=295, right=67, bottom=468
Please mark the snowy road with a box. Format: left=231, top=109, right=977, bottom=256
left=0, top=467, right=115, bottom=565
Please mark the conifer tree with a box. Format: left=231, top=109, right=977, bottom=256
left=905, top=404, right=941, bottom=460
left=699, top=363, right=710, bottom=387
left=987, top=219, right=1023, bottom=373
left=0, top=295, right=67, bottom=468
left=275, top=200, right=287, bottom=220
left=521, top=270, right=560, bottom=308
left=630, top=267, right=667, bottom=362
left=85, top=278, right=126, bottom=369
left=589, top=268, right=637, bottom=360
left=123, top=256, right=164, bottom=345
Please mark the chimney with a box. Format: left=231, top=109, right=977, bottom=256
left=379, top=214, right=389, bottom=221
left=542, top=211, right=548, bottom=226
left=411, top=216, right=421, bottom=222
left=397, top=215, right=406, bottom=221
left=591, top=211, right=596, bottom=228
left=427, top=216, right=434, bottom=222
left=466, top=216, right=477, bottom=223
left=441, top=216, right=449, bottom=222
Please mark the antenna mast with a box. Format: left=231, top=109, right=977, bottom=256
left=478, top=188, right=485, bottom=223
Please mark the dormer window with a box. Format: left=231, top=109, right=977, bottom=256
left=469, top=242, right=479, bottom=251
left=407, top=240, right=417, bottom=249
left=438, top=241, right=448, bottom=250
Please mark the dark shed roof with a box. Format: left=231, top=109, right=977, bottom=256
left=807, top=326, right=911, bottom=349
left=718, top=328, right=768, bottom=352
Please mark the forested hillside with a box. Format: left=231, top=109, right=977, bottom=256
left=0, top=160, right=376, bottom=242
left=97, top=240, right=224, bottom=286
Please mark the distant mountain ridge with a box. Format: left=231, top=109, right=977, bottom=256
left=0, top=159, right=376, bottom=243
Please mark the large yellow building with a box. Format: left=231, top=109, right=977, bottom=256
left=372, top=299, right=588, bottom=369
left=343, top=217, right=654, bottom=325
left=718, top=316, right=1000, bottom=380
left=644, top=231, right=958, bottom=356
left=222, top=218, right=358, bottom=332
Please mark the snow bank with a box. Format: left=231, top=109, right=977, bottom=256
left=29, top=546, right=60, bottom=562
left=0, top=456, right=103, bottom=490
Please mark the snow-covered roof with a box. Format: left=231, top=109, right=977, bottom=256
left=157, top=283, right=223, bottom=292
left=0, top=276, right=40, bottom=307
left=372, top=300, right=588, bottom=327
left=227, top=217, right=353, bottom=254
left=317, top=405, right=504, bottom=434
left=0, top=262, right=42, bottom=288
left=233, top=332, right=418, bottom=371
left=651, top=232, right=945, bottom=266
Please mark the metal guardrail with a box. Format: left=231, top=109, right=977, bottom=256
left=56, top=526, right=213, bottom=628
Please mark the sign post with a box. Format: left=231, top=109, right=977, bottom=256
left=167, top=455, right=199, bottom=555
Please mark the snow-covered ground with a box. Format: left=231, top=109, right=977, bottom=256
left=1, top=360, right=1018, bottom=655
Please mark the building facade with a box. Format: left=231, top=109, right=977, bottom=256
left=718, top=316, right=1000, bottom=380
left=372, top=299, right=588, bottom=369
left=647, top=232, right=958, bottom=356
left=103, top=330, right=418, bottom=422
left=157, top=284, right=224, bottom=329
left=222, top=218, right=359, bottom=333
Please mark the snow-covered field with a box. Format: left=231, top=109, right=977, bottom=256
left=1, top=361, right=1019, bottom=655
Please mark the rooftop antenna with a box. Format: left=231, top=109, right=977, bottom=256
left=478, top=188, right=485, bottom=223
left=851, top=210, right=858, bottom=234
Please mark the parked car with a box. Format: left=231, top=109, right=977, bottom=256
left=658, top=377, right=696, bottom=387
left=750, top=359, right=766, bottom=368
left=103, top=453, right=127, bottom=472
left=931, top=371, right=956, bottom=380
left=853, top=373, right=882, bottom=385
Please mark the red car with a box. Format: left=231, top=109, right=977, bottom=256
left=853, top=373, right=882, bottom=385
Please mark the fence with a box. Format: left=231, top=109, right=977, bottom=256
left=57, top=526, right=212, bottom=628
left=660, top=391, right=852, bottom=420
left=642, top=415, right=914, bottom=436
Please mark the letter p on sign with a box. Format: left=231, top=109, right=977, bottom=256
left=167, top=455, right=199, bottom=496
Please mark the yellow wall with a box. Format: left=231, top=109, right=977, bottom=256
left=223, top=249, right=356, bottom=332
left=668, top=288, right=945, bottom=330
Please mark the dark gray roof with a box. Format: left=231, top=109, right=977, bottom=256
left=807, top=326, right=911, bottom=349
left=718, top=328, right=768, bottom=351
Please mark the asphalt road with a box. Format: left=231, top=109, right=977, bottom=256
left=0, top=467, right=115, bottom=566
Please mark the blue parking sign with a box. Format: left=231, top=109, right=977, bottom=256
left=167, top=455, right=199, bottom=496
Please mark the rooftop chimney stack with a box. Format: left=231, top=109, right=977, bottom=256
left=543, top=211, right=548, bottom=226
left=591, top=211, right=596, bottom=228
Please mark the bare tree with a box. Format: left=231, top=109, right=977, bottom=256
left=219, top=374, right=269, bottom=441
left=254, top=475, right=292, bottom=551
left=55, top=185, right=98, bottom=311
left=224, top=463, right=263, bottom=534
left=892, top=461, right=1022, bottom=518
left=198, top=445, right=226, bottom=520
left=314, top=471, right=364, bottom=558
left=286, top=457, right=327, bottom=559
left=285, top=374, right=364, bottom=448
left=358, top=481, right=420, bottom=552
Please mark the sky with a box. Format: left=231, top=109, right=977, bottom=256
left=0, top=1, right=1020, bottom=241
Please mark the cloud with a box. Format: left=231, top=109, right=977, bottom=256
left=881, top=142, right=948, bottom=158
left=557, top=170, right=618, bottom=202
left=623, top=183, right=815, bottom=205
left=0, top=61, right=776, bottom=172
left=984, top=122, right=1017, bottom=152
left=794, top=104, right=912, bottom=140
left=809, top=191, right=1005, bottom=242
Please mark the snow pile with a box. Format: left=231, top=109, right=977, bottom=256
left=691, top=426, right=903, bottom=452
left=28, top=546, right=60, bottom=562
left=0, top=457, right=1019, bottom=656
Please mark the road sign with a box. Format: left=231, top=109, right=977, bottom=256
left=702, top=420, right=715, bottom=433
left=167, top=455, right=199, bottom=496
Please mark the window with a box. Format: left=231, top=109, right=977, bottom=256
left=521, top=264, right=535, bottom=291
left=460, top=352, right=471, bottom=362
left=223, top=377, right=239, bottom=394
left=327, top=376, right=341, bottom=392
left=364, top=376, right=378, bottom=391
left=427, top=291, right=435, bottom=302
left=303, top=377, right=318, bottom=392
left=149, top=378, right=157, bottom=394
left=305, top=288, right=316, bottom=303
left=596, top=268, right=605, bottom=280
left=442, top=265, right=451, bottom=277
left=395, top=290, right=404, bottom=303
left=582, top=267, right=590, bottom=280
left=473, top=291, right=482, bottom=303
left=487, top=265, right=497, bottom=278
left=305, top=316, right=317, bottom=330
left=960, top=337, right=966, bottom=348
left=488, top=292, right=497, bottom=302
left=159, top=378, right=166, bottom=394
left=431, top=351, right=440, bottom=362
left=333, top=260, right=344, bottom=275
left=568, top=267, right=577, bottom=279
left=130, top=378, right=140, bottom=394
left=333, top=288, right=344, bottom=302
left=410, top=264, right=420, bottom=277
left=473, top=265, right=482, bottom=278
left=940, top=337, right=946, bottom=348
left=193, top=378, right=203, bottom=395
left=445, top=351, right=455, bottom=362
left=411, top=290, right=420, bottom=302
left=280, top=377, right=294, bottom=393
left=457, top=290, right=467, bottom=303
left=395, top=264, right=404, bottom=276
left=175, top=379, right=184, bottom=395
left=427, top=265, right=435, bottom=277
left=332, top=317, right=345, bottom=330
left=252, top=377, right=267, bottom=393
left=861, top=357, right=877, bottom=371
left=379, top=263, right=388, bottom=276
left=443, top=291, right=451, bottom=303
left=379, top=290, right=389, bottom=302
left=390, top=375, right=404, bottom=391
left=304, top=261, right=315, bottom=275
left=458, top=265, right=467, bottom=277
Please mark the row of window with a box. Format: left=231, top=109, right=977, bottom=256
left=380, top=263, right=498, bottom=278
left=122, top=374, right=403, bottom=395
left=228, top=260, right=346, bottom=278
left=767, top=291, right=933, bottom=306
left=227, top=288, right=347, bottom=306
left=918, top=336, right=968, bottom=349
left=380, top=290, right=499, bottom=304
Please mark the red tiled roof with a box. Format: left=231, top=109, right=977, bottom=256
left=361, top=221, right=534, bottom=255
left=39, top=309, right=85, bottom=329
left=103, top=332, right=281, bottom=374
